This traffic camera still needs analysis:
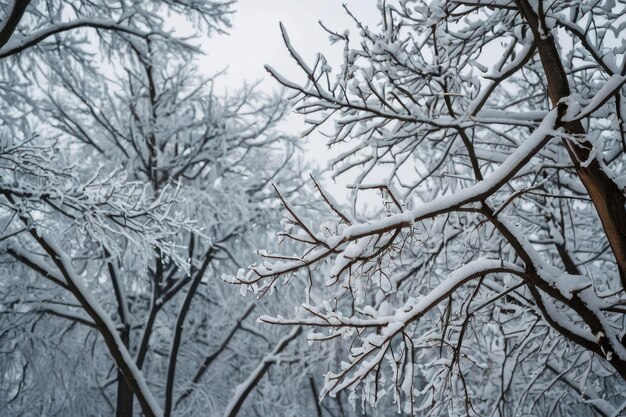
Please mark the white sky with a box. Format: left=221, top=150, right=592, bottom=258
left=200, top=1, right=379, bottom=91
left=197, top=0, right=381, bottom=202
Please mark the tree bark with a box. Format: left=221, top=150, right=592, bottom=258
left=27, top=230, right=161, bottom=417
left=515, top=0, right=626, bottom=287
left=106, top=256, right=135, bottom=417
left=115, top=327, right=135, bottom=417
left=0, top=0, right=31, bottom=49
left=163, top=248, right=215, bottom=417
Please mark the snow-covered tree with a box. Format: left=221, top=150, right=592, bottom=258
left=230, top=1, right=626, bottom=415
left=0, top=2, right=329, bottom=417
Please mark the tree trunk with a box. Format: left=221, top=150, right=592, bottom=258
left=116, top=326, right=134, bottom=417
left=516, top=0, right=626, bottom=287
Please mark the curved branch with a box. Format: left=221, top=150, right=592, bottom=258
left=0, top=18, right=152, bottom=59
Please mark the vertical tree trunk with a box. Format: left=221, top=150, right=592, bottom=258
left=116, top=326, right=134, bottom=417
left=107, top=257, right=135, bottom=417
left=515, top=0, right=626, bottom=287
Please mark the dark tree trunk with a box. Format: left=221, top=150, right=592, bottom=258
left=516, top=0, right=626, bottom=287
left=115, top=326, right=134, bottom=417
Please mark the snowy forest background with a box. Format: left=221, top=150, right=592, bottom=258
left=1, top=1, right=626, bottom=416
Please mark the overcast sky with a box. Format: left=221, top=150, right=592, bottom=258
left=196, top=1, right=381, bottom=202
left=201, top=1, right=379, bottom=91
